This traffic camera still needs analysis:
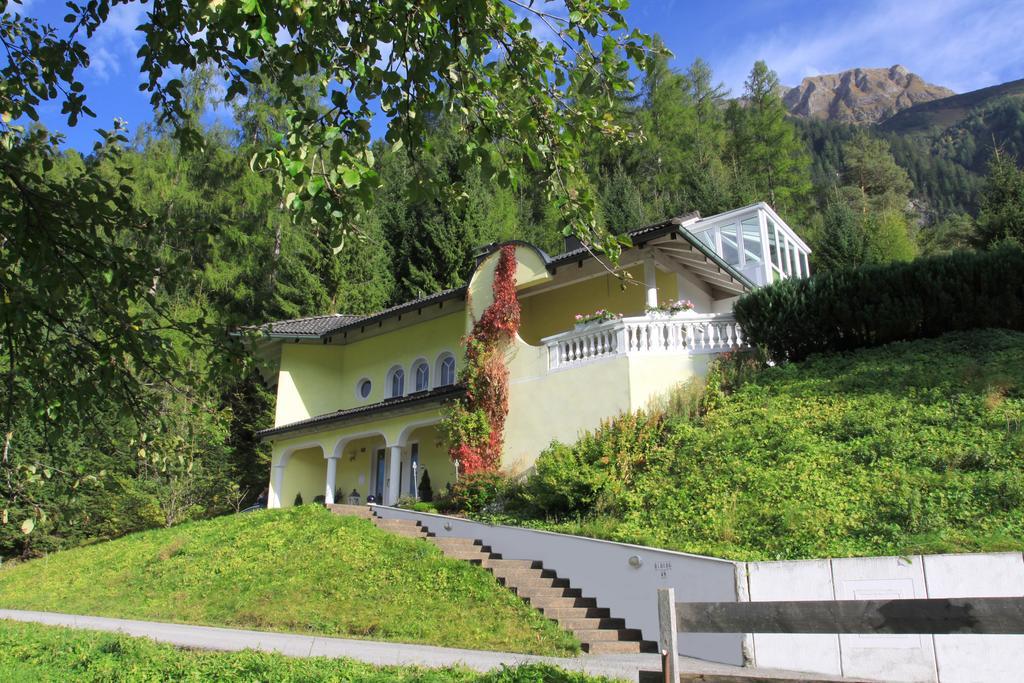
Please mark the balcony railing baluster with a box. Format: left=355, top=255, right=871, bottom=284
left=543, top=313, right=748, bottom=370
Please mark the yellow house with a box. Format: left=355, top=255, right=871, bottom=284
left=250, top=203, right=810, bottom=509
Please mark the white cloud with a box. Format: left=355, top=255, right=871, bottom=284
left=88, top=46, right=120, bottom=81
left=716, top=0, right=1024, bottom=95
left=84, top=2, right=147, bottom=83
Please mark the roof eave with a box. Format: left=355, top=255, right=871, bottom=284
left=257, top=385, right=465, bottom=441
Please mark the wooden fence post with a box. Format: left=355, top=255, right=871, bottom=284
left=657, top=587, right=680, bottom=683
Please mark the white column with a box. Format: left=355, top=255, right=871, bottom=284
left=385, top=444, right=402, bottom=505
left=324, top=456, right=339, bottom=504
left=270, top=465, right=285, bottom=508
left=644, top=252, right=659, bottom=309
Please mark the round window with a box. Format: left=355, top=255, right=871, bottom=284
left=357, top=378, right=372, bottom=399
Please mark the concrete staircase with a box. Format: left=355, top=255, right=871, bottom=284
left=327, top=504, right=656, bottom=655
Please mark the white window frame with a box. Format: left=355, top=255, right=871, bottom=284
left=386, top=365, right=405, bottom=398
left=436, top=352, right=457, bottom=387
left=355, top=377, right=372, bottom=401
left=412, top=358, right=430, bottom=393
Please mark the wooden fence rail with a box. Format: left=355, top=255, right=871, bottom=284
left=656, top=588, right=1024, bottom=683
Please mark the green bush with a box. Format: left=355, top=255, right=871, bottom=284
left=734, top=246, right=1024, bottom=361
left=437, top=472, right=510, bottom=513
left=523, top=412, right=669, bottom=518
left=418, top=469, right=434, bottom=502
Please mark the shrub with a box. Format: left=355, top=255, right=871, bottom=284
left=734, top=246, right=1024, bottom=361
left=438, top=472, right=510, bottom=513
left=418, top=469, right=434, bottom=502
left=523, top=412, right=671, bottom=517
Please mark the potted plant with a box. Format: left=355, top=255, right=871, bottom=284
left=574, top=309, right=623, bottom=327
left=647, top=299, right=695, bottom=317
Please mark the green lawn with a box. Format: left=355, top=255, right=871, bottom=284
left=0, top=505, right=578, bottom=656
left=0, top=620, right=610, bottom=682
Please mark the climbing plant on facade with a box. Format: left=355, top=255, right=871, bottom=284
left=443, top=245, right=520, bottom=475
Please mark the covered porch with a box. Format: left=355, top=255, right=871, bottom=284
left=260, top=388, right=461, bottom=509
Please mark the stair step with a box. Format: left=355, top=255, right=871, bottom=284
left=427, top=537, right=481, bottom=549
left=388, top=529, right=428, bottom=538
left=514, top=585, right=581, bottom=599
left=573, top=628, right=644, bottom=642
left=489, top=566, right=552, bottom=581
left=541, top=606, right=611, bottom=620
left=525, top=595, right=597, bottom=609
left=326, top=504, right=373, bottom=518
left=556, top=617, right=626, bottom=630
left=446, top=549, right=496, bottom=562
left=374, top=519, right=422, bottom=529
left=479, top=558, right=539, bottom=570
left=499, top=576, right=570, bottom=591
left=583, top=640, right=656, bottom=655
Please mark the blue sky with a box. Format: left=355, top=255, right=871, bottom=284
left=16, top=0, right=1024, bottom=150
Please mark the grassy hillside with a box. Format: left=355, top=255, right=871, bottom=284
left=0, top=620, right=605, bottom=683
left=498, top=330, right=1024, bottom=561
left=0, top=505, right=577, bottom=656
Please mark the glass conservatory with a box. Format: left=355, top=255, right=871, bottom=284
left=686, top=203, right=811, bottom=286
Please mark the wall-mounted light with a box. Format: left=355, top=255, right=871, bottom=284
left=628, top=555, right=643, bottom=569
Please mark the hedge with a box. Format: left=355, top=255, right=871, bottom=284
left=733, top=246, right=1024, bottom=361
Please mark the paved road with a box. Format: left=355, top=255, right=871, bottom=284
left=0, top=609, right=857, bottom=681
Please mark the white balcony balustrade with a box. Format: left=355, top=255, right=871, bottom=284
left=543, top=313, right=748, bottom=370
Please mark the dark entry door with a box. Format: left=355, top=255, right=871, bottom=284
left=374, top=448, right=386, bottom=501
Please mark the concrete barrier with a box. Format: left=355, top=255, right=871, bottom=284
left=739, top=552, right=1024, bottom=682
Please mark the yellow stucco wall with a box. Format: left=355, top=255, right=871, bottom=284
left=501, top=337, right=635, bottom=474
left=518, top=266, right=681, bottom=345
left=468, top=245, right=552, bottom=323
left=627, top=353, right=713, bottom=410
left=333, top=434, right=384, bottom=502
left=275, top=310, right=465, bottom=426
left=279, top=446, right=327, bottom=507
left=267, top=407, right=451, bottom=507
left=406, top=425, right=457, bottom=498
left=519, top=275, right=643, bottom=344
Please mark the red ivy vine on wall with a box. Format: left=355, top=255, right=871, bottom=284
left=442, top=244, right=520, bottom=475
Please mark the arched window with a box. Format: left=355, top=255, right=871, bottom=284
left=437, top=353, right=456, bottom=387
left=412, top=359, right=429, bottom=392
left=386, top=365, right=405, bottom=398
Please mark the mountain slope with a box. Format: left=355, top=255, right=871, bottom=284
left=784, top=65, right=954, bottom=124
left=0, top=505, right=578, bottom=655
left=880, top=77, right=1024, bottom=134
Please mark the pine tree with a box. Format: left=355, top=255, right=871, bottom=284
left=726, top=61, right=812, bottom=215
left=976, top=150, right=1024, bottom=247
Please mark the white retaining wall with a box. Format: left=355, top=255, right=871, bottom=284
left=738, top=552, right=1024, bottom=682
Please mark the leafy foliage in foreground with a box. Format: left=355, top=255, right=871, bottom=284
left=0, top=506, right=578, bottom=656
left=490, top=331, right=1024, bottom=561
left=0, top=620, right=605, bottom=683
left=734, top=246, right=1024, bottom=362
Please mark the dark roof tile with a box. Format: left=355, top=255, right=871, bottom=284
left=257, top=384, right=464, bottom=440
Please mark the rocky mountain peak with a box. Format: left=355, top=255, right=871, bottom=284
left=783, top=65, right=954, bottom=125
